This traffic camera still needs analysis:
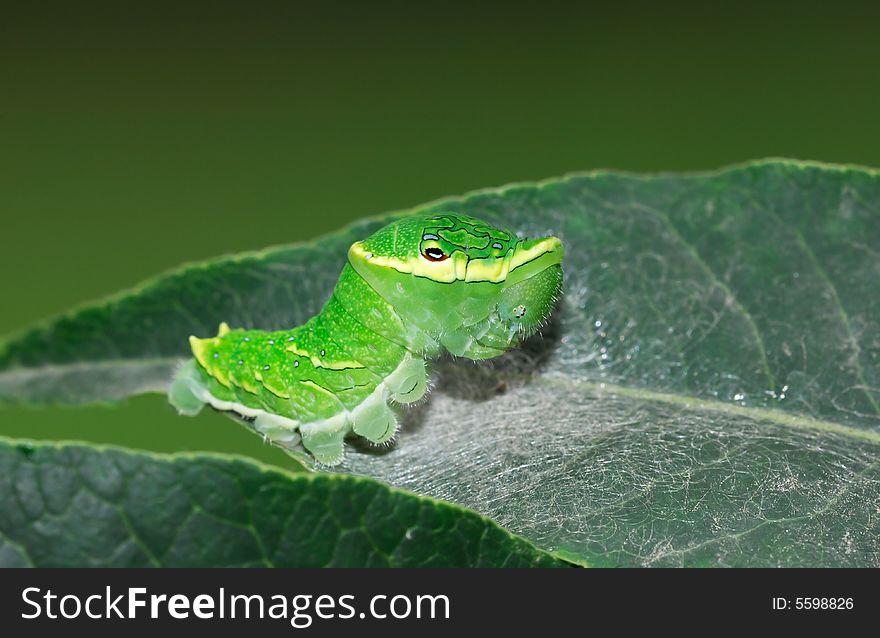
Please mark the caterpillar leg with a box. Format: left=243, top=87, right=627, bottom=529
left=168, top=360, right=207, bottom=416
left=253, top=413, right=301, bottom=449
left=386, top=356, right=428, bottom=404
left=299, top=413, right=349, bottom=466
left=351, top=396, right=398, bottom=444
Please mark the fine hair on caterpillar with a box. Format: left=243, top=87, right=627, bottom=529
left=168, top=212, right=565, bottom=466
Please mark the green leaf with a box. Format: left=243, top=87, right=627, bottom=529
left=2, top=159, right=880, bottom=566
left=0, top=438, right=566, bottom=567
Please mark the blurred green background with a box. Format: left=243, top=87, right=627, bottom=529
left=3, top=1, right=879, bottom=470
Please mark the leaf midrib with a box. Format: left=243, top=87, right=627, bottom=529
left=527, top=376, right=880, bottom=444
left=0, top=357, right=182, bottom=376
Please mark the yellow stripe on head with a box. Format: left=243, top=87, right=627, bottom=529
left=349, top=236, right=563, bottom=284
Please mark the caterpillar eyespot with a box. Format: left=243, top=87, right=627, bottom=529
left=169, top=212, right=565, bottom=466
left=422, top=246, right=447, bottom=261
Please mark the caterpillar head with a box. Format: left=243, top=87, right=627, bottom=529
left=349, top=212, right=564, bottom=359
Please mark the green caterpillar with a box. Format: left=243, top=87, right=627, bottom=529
left=168, top=213, right=564, bottom=465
